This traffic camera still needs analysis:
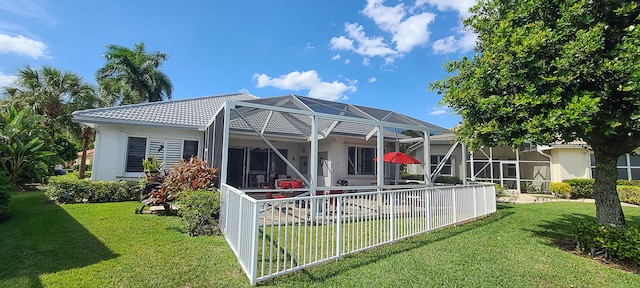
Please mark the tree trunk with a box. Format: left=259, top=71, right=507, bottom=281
left=592, top=148, right=626, bottom=226
left=78, top=126, right=93, bottom=179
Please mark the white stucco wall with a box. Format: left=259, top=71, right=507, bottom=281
left=550, top=147, right=590, bottom=182
left=91, top=123, right=203, bottom=181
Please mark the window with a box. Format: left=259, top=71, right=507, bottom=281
left=590, top=153, right=640, bottom=180
left=348, top=146, right=375, bottom=175
left=125, top=137, right=199, bottom=173
left=183, top=140, right=198, bottom=159
left=126, top=137, right=147, bottom=172
left=430, top=155, right=452, bottom=175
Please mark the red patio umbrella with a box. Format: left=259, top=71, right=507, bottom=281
left=373, top=151, right=421, bottom=164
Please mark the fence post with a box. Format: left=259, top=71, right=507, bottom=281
left=249, top=201, right=259, bottom=286
left=389, top=191, right=395, bottom=241
left=452, top=187, right=457, bottom=225
left=426, top=188, right=431, bottom=231
left=336, top=196, right=342, bottom=258
left=472, top=185, right=477, bottom=218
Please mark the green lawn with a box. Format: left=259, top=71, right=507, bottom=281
left=1, top=191, right=639, bottom=287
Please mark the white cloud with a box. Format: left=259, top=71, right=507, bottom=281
left=305, top=42, right=315, bottom=49
left=329, top=35, right=354, bottom=50
left=362, top=58, right=370, bottom=66
left=0, top=0, right=57, bottom=22
left=0, top=34, right=48, bottom=59
left=344, top=59, right=351, bottom=65
left=331, top=54, right=341, bottom=60
left=428, top=107, right=449, bottom=116
left=432, top=24, right=477, bottom=54
left=330, top=0, right=438, bottom=64
left=362, top=0, right=435, bottom=53
left=253, top=70, right=356, bottom=101
left=415, top=0, right=476, bottom=18
left=368, top=77, right=377, bottom=83
left=330, top=23, right=397, bottom=58
left=0, top=71, right=17, bottom=88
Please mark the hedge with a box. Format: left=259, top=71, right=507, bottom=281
left=550, top=182, right=572, bottom=198
left=617, top=185, right=640, bottom=206
left=575, top=220, right=640, bottom=265
left=562, top=179, right=594, bottom=199
left=434, top=175, right=463, bottom=185
left=46, top=174, right=140, bottom=204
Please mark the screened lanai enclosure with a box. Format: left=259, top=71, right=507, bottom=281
left=213, top=95, right=497, bottom=285
left=207, top=95, right=452, bottom=192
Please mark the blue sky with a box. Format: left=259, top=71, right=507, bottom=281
left=0, top=0, right=477, bottom=129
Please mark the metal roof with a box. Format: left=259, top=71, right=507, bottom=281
left=72, top=93, right=258, bottom=129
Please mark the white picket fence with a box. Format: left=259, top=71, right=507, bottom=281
left=220, top=184, right=497, bottom=285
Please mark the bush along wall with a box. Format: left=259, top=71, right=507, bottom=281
left=562, top=179, right=594, bottom=199
left=575, top=220, right=640, bottom=266
left=177, top=189, right=221, bottom=236
left=46, top=174, right=140, bottom=203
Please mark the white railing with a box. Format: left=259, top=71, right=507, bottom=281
left=220, top=184, right=497, bottom=286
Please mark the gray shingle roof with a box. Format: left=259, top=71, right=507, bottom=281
left=72, top=93, right=258, bottom=130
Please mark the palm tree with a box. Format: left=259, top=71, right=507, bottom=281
left=2, top=66, right=92, bottom=140
left=2, top=65, right=101, bottom=179
left=66, top=85, right=103, bottom=179
left=96, top=42, right=173, bottom=104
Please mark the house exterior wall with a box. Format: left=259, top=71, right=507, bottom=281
left=91, top=123, right=203, bottom=181
left=550, top=147, right=590, bottom=182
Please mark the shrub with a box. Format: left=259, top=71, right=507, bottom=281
left=550, top=182, right=572, bottom=199
left=617, top=185, right=640, bottom=205
left=177, top=189, right=221, bottom=236
left=46, top=175, right=139, bottom=203
left=617, top=179, right=640, bottom=186
left=400, top=171, right=424, bottom=181
left=0, top=171, right=11, bottom=221
left=434, top=175, right=463, bottom=185
left=494, top=184, right=508, bottom=197
left=562, top=179, right=594, bottom=199
left=575, top=220, right=640, bottom=265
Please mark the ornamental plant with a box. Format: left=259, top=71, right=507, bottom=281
left=152, top=157, right=219, bottom=204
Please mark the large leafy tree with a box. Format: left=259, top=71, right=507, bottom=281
left=431, top=1, right=640, bottom=226
left=96, top=42, right=173, bottom=104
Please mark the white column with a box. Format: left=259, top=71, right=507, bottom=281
left=423, top=131, right=432, bottom=185
left=462, top=143, right=468, bottom=185
left=220, top=103, right=232, bottom=187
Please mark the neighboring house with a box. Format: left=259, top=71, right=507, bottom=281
left=73, top=149, right=94, bottom=167
left=72, top=93, right=449, bottom=190
left=408, top=133, right=640, bottom=192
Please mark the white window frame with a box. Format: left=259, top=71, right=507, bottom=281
left=347, top=145, right=377, bottom=176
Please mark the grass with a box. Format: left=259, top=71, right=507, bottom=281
left=1, top=191, right=639, bottom=287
